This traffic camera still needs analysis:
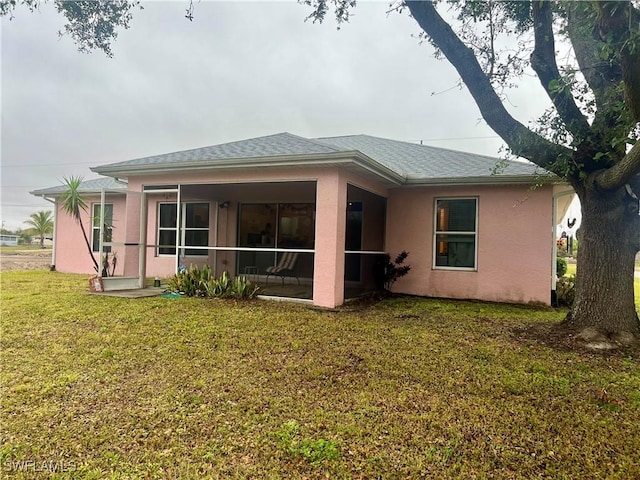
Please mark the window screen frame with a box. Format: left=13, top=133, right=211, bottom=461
left=432, top=197, right=478, bottom=271
left=91, top=203, right=113, bottom=253
left=156, top=202, right=210, bottom=257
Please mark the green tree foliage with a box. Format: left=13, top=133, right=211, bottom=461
left=59, top=176, right=100, bottom=273
left=23, top=210, right=54, bottom=248
left=556, top=257, right=567, bottom=277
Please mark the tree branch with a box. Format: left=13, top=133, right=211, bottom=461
left=404, top=1, right=573, bottom=173
left=595, top=140, right=640, bottom=190
left=566, top=3, right=621, bottom=104
left=530, top=1, right=591, bottom=140
left=592, top=1, right=640, bottom=122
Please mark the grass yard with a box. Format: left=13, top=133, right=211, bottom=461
left=0, top=245, right=51, bottom=253
left=1, top=271, right=639, bottom=479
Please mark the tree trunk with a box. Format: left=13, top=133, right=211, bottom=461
left=564, top=181, right=640, bottom=346
left=79, top=221, right=100, bottom=273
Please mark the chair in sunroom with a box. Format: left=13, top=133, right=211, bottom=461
left=265, top=251, right=300, bottom=286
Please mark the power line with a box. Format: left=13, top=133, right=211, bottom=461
left=1, top=203, right=52, bottom=207
left=1, top=161, right=99, bottom=168
left=410, top=135, right=501, bottom=142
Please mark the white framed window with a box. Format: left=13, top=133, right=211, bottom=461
left=92, top=203, right=113, bottom=253
left=157, top=202, right=209, bottom=256
left=434, top=198, right=478, bottom=270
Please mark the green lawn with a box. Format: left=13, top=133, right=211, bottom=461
left=0, top=245, right=51, bottom=253
left=1, top=271, right=639, bottom=479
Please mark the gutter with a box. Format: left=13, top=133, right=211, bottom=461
left=402, top=174, right=558, bottom=187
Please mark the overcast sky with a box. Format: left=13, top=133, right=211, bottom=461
left=1, top=0, right=553, bottom=231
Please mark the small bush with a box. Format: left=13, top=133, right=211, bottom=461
left=230, top=275, right=260, bottom=299
left=167, top=266, right=259, bottom=299
left=556, top=257, right=568, bottom=277
left=167, top=264, right=215, bottom=297
left=378, top=251, right=411, bottom=291
left=556, top=274, right=575, bottom=306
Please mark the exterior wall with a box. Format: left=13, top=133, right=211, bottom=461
left=53, top=194, right=127, bottom=275
left=50, top=167, right=554, bottom=307
left=386, top=184, right=554, bottom=305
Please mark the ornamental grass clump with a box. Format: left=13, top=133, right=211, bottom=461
left=167, top=265, right=259, bottom=299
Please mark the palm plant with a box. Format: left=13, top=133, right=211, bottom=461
left=24, top=210, right=53, bottom=248
left=59, top=176, right=100, bottom=273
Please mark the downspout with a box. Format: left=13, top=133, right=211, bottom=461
left=551, top=189, right=575, bottom=305
left=42, top=196, right=57, bottom=270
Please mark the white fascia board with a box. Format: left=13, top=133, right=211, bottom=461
left=30, top=187, right=127, bottom=197
left=401, top=174, right=557, bottom=187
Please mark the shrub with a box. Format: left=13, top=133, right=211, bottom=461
left=167, top=265, right=259, bottom=299
left=378, top=251, right=411, bottom=291
left=556, top=275, right=576, bottom=306
left=556, top=257, right=568, bottom=277
left=230, top=275, right=260, bottom=299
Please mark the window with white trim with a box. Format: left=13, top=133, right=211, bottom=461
left=157, top=202, right=209, bottom=256
left=92, top=203, right=113, bottom=253
left=434, top=198, right=477, bottom=269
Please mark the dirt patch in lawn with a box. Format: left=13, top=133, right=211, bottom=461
left=0, top=249, right=52, bottom=271
left=513, top=321, right=640, bottom=358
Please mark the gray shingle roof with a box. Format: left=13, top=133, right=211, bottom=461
left=91, top=132, right=542, bottom=183
left=316, top=134, right=539, bottom=179
left=30, top=177, right=127, bottom=197
left=98, top=132, right=343, bottom=169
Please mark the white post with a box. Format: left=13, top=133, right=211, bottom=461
left=175, top=184, right=182, bottom=273
left=99, top=188, right=106, bottom=277
left=138, top=191, right=148, bottom=289
left=43, top=196, right=57, bottom=269
left=551, top=195, right=558, bottom=292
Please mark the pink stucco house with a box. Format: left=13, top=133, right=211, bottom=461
left=32, top=133, right=573, bottom=307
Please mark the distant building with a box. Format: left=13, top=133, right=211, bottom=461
left=0, top=234, right=19, bottom=246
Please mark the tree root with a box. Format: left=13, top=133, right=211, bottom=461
left=576, top=327, right=638, bottom=350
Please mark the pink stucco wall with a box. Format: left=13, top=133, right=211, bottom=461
left=386, top=184, right=553, bottom=305
left=313, top=171, right=348, bottom=307
left=54, top=194, right=127, bottom=275
left=51, top=166, right=554, bottom=307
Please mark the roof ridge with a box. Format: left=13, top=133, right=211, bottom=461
left=316, top=133, right=527, bottom=165
left=99, top=132, right=345, bottom=168
left=276, top=132, right=345, bottom=153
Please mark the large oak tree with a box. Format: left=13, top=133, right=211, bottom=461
left=393, top=1, right=640, bottom=348
left=5, top=0, right=639, bottom=346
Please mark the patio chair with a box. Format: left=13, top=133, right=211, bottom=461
left=265, top=252, right=300, bottom=286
